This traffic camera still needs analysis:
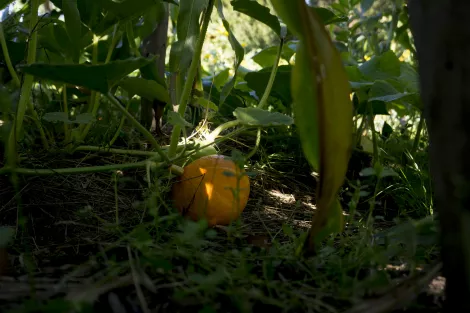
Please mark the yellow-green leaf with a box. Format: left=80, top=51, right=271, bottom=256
left=270, top=0, right=353, bottom=255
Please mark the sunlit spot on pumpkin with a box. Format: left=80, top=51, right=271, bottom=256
left=205, top=182, right=214, bottom=200
left=198, top=167, right=207, bottom=175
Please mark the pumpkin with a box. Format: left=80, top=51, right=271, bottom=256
left=171, top=155, right=250, bottom=226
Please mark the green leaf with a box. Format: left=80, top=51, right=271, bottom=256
left=196, top=97, right=218, bottom=111
left=168, top=111, right=193, bottom=128
left=252, top=44, right=296, bottom=68
left=311, top=7, right=348, bottom=25
left=359, top=50, right=401, bottom=80
left=233, top=107, right=293, bottom=127
left=244, top=65, right=292, bottom=105
left=381, top=122, right=393, bottom=140
left=118, top=77, right=170, bottom=103
left=368, top=80, right=414, bottom=103
left=270, top=1, right=353, bottom=254
left=18, top=57, right=153, bottom=94
left=169, top=0, right=208, bottom=72
left=230, top=0, right=281, bottom=37
left=62, top=0, right=82, bottom=63
left=102, top=0, right=158, bottom=19
left=217, top=1, right=245, bottom=105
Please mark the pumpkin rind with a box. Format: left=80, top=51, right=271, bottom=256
left=171, top=155, right=250, bottom=226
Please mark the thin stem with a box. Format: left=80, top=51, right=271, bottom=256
left=257, top=38, right=284, bottom=110
left=108, top=96, right=131, bottom=147
left=15, top=0, right=48, bottom=149
left=105, top=93, right=170, bottom=162
left=62, top=85, right=70, bottom=143
left=367, top=103, right=379, bottom=164
left=74, top=145, right=162, bottom=157
left=168, top=0, right=215, bottom=158
left=0, top=160, right=166, bottom=176
left=206, top=120, right=240, bottom=142
left=0, top=21, right=20, bottom=87
left=245, top=127, right=261, bottom=160
left=411, top=111, right=425, bottom=157
left=126, top=22, right=141, bottom=57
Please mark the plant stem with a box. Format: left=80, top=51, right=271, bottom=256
left=74, top=145, right=162, bottom=157
left=168, top=0, right=215, bottom=158
left=15, top=0, right=49, bottom=149
left=62, top=85, right=70, bottom=143
left=206, top=120, right=240, bottom=142
left=411, top=111, right=425, bottom=156
left=257, top=37, right=284, bottom=110
left=108, top=96, right=131, bottom=147
left=105, top=93, right=170, bottom=162
left=126, top=22, right=141, bottom=57
left=0, top=160, right=166, bottom=176
left=0, top=21, right=20, bottom=87
left=245, top=127, right=261, bottom=160
left=367, top=103, right=379, bottom=164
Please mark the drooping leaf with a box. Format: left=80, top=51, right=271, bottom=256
left=233, top=107, right=293, bottom=126
left=230, top=0, right=281, bottom=37
left=62, top=0, right=82, bottom=62
left=217, top=1, right=245, bottom=106
left=270, top=0, right=353, bottom=255
left=18, top=57, right=154, bottom=94
left=118, top=77, right=170, bottom=103
left=169, top=0, right=208, bottom=72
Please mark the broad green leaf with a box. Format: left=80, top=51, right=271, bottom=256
left=197, top=97, right=218, bottom=111
left=217, top=1, right=245, bottom=105
left=18, top=57, right=153, bottom=94
left=359, top=50, right=401, bottom=80
left=168, top=111, right=193, bottom=128
left=118, top=77, right=170, bottom=103
left=230, top=0, right=281, bottom=37
left=311, top=7, right=348, bottom=25
left=213, top=68, right=230, bottom=89
left=62, top=0, right=82, bottom=63
left=368, top=80, right=414, bottom=103
left=102, top=0, right=163, bottom=24
left=244, top=65, right=292, bottom=105
left=204, top=84, right=246, bottom=117
left=169, top=0, right=208, bottom=72
left=270, top=1, right=353, bottom=254
left=233, top=107, right=293, bottom=126
left=252, top=44, right=296, bottom=68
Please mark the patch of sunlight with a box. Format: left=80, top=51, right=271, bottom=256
left=205, top=182, right=214, bottom=201
left=301, top=202, right=316, bottom=210
left=0, top=119, right=3, bottom=126
left=267, top=190, right=295, bottom=204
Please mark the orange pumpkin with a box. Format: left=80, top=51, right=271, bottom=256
left=171, top=155, right=250, bottom=226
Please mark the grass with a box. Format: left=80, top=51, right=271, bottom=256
left=0, top=126, right=443, bottom=313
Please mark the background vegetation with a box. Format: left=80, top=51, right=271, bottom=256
left=0, top=0, right=441, bottom=312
